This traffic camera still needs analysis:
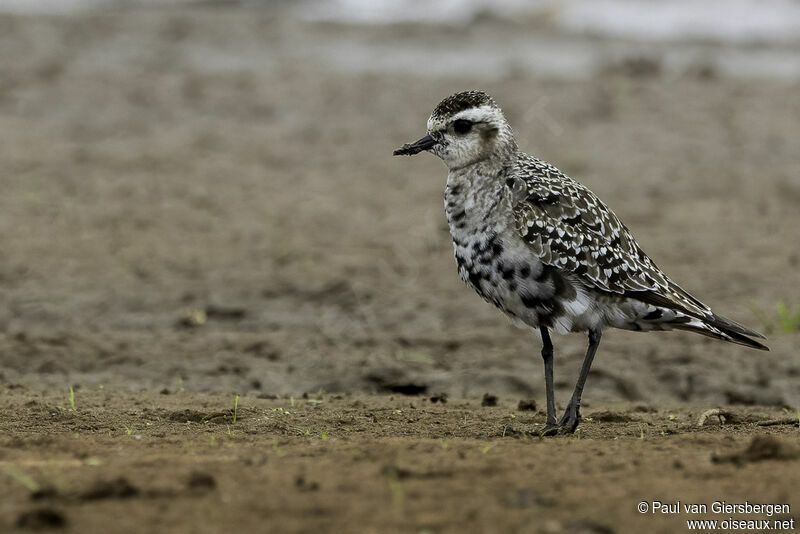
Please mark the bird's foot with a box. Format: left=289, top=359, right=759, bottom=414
left=556, top=403, right=581, bottom=434
left=538, top=422, right=560, bottom=437
left=538, top=405, right=583, bottom=437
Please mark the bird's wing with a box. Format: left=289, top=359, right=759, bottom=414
left=509, top=157, right=710, bottom=317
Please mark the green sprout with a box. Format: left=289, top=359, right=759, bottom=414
left=750, top=302, right=800, bottom=335
left=68, top=386, right=76, bottom=411
left=382, top=466, right=405, bottom=513
left=232, top=394, right=240, bottom=425
left=2, top=465, right=39, bottom=491
left=396, top=350, right=435, bottom=364
left=776, top=302, right=800, bottom=333
left=227, top=394, right=240, bottom=437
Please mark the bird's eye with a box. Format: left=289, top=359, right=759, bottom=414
left=453, top=119, right=472, bottom=135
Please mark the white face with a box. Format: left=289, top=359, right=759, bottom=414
left=426, top=105, right=513, bottom=170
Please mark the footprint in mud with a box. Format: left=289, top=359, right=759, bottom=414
left=712, top=436, right=800, bottom=465
left=16, top=508, right=67, bottom=530
left=429, top=393, right=448, bottom=404
left=294, top=475, right=319, bottom=492
left=80, top=477, right=139, bottom=501
left=587, top=410, right=636, bottom=423
left=30, top=487, right=59, bottom=501
left=187, top=472, right=217, bottom=491
left=380, top=464, right=453, bottom=480
left=364, top=368, right=428, bottom=395
left=481, top=393, right=498, bottom=407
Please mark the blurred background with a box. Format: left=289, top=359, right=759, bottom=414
left=0, top=0, right=798, bottom=406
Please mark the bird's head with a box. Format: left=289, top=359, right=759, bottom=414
left=393, top=90, right=517, bottom=171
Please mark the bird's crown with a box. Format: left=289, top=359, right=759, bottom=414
left=431, top=90, right=498, bottom=120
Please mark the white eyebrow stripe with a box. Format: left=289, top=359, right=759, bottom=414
left=450, top=105, right=498, bottom=123
left=426, top=104, right=501, bottom=132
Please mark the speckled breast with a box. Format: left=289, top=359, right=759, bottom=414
left=443, top=176, right=578, bottom=331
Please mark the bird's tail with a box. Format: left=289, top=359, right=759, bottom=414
left=668, top=312, right=769, bottom=351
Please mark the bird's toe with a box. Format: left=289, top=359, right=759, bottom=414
left=539, top=423, right=560, bottom=437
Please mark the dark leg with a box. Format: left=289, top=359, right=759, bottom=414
left=539, top=327, right=558, bottom=435
left=557, top=328, right=602, bottom=434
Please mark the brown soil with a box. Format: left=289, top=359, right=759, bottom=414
left=0, top=5, right=799, bottom=533
left=2, top=389, right=799, bottom=534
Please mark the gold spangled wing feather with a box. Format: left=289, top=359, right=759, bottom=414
left=509, top=155, right=711, bottom=317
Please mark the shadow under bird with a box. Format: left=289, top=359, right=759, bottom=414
left=393, top=90, right=768, bottom=435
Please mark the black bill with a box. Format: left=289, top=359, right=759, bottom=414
left=393, top=134, right=437, bottom=156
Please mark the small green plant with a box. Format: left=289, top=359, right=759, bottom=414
left=776, top=302, right=800, bottom=333
left=3, top=465, right=39, bottom=491
left=382, top=466, right=405, bottom=513
left=396, top=350, right=435, bottom=364
left=750, top=302, right=800, bottom=335
left=320, top=432, right=328, bottom=440
left=68, top=386, right=76, bottom=411
left=271, top=438, right=287, bottom=457
left=226, top=394, right=240, bottom=437
left=481, top=442, right=496, bottom=454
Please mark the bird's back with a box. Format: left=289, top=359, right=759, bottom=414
left=449, top=152, right=767, bottom=349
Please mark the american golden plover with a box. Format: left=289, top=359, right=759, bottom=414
left=394, top=90, right=767, bottom=435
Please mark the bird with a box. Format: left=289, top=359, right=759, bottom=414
left=393, top=90, right=768, bottom=435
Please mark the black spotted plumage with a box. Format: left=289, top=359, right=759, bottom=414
left=508, top=154, right=767, bottom=350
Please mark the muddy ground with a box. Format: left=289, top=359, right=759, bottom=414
left=0, top=4, right=799, bottom=533
left=1, top=390, right=799, bottom=534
